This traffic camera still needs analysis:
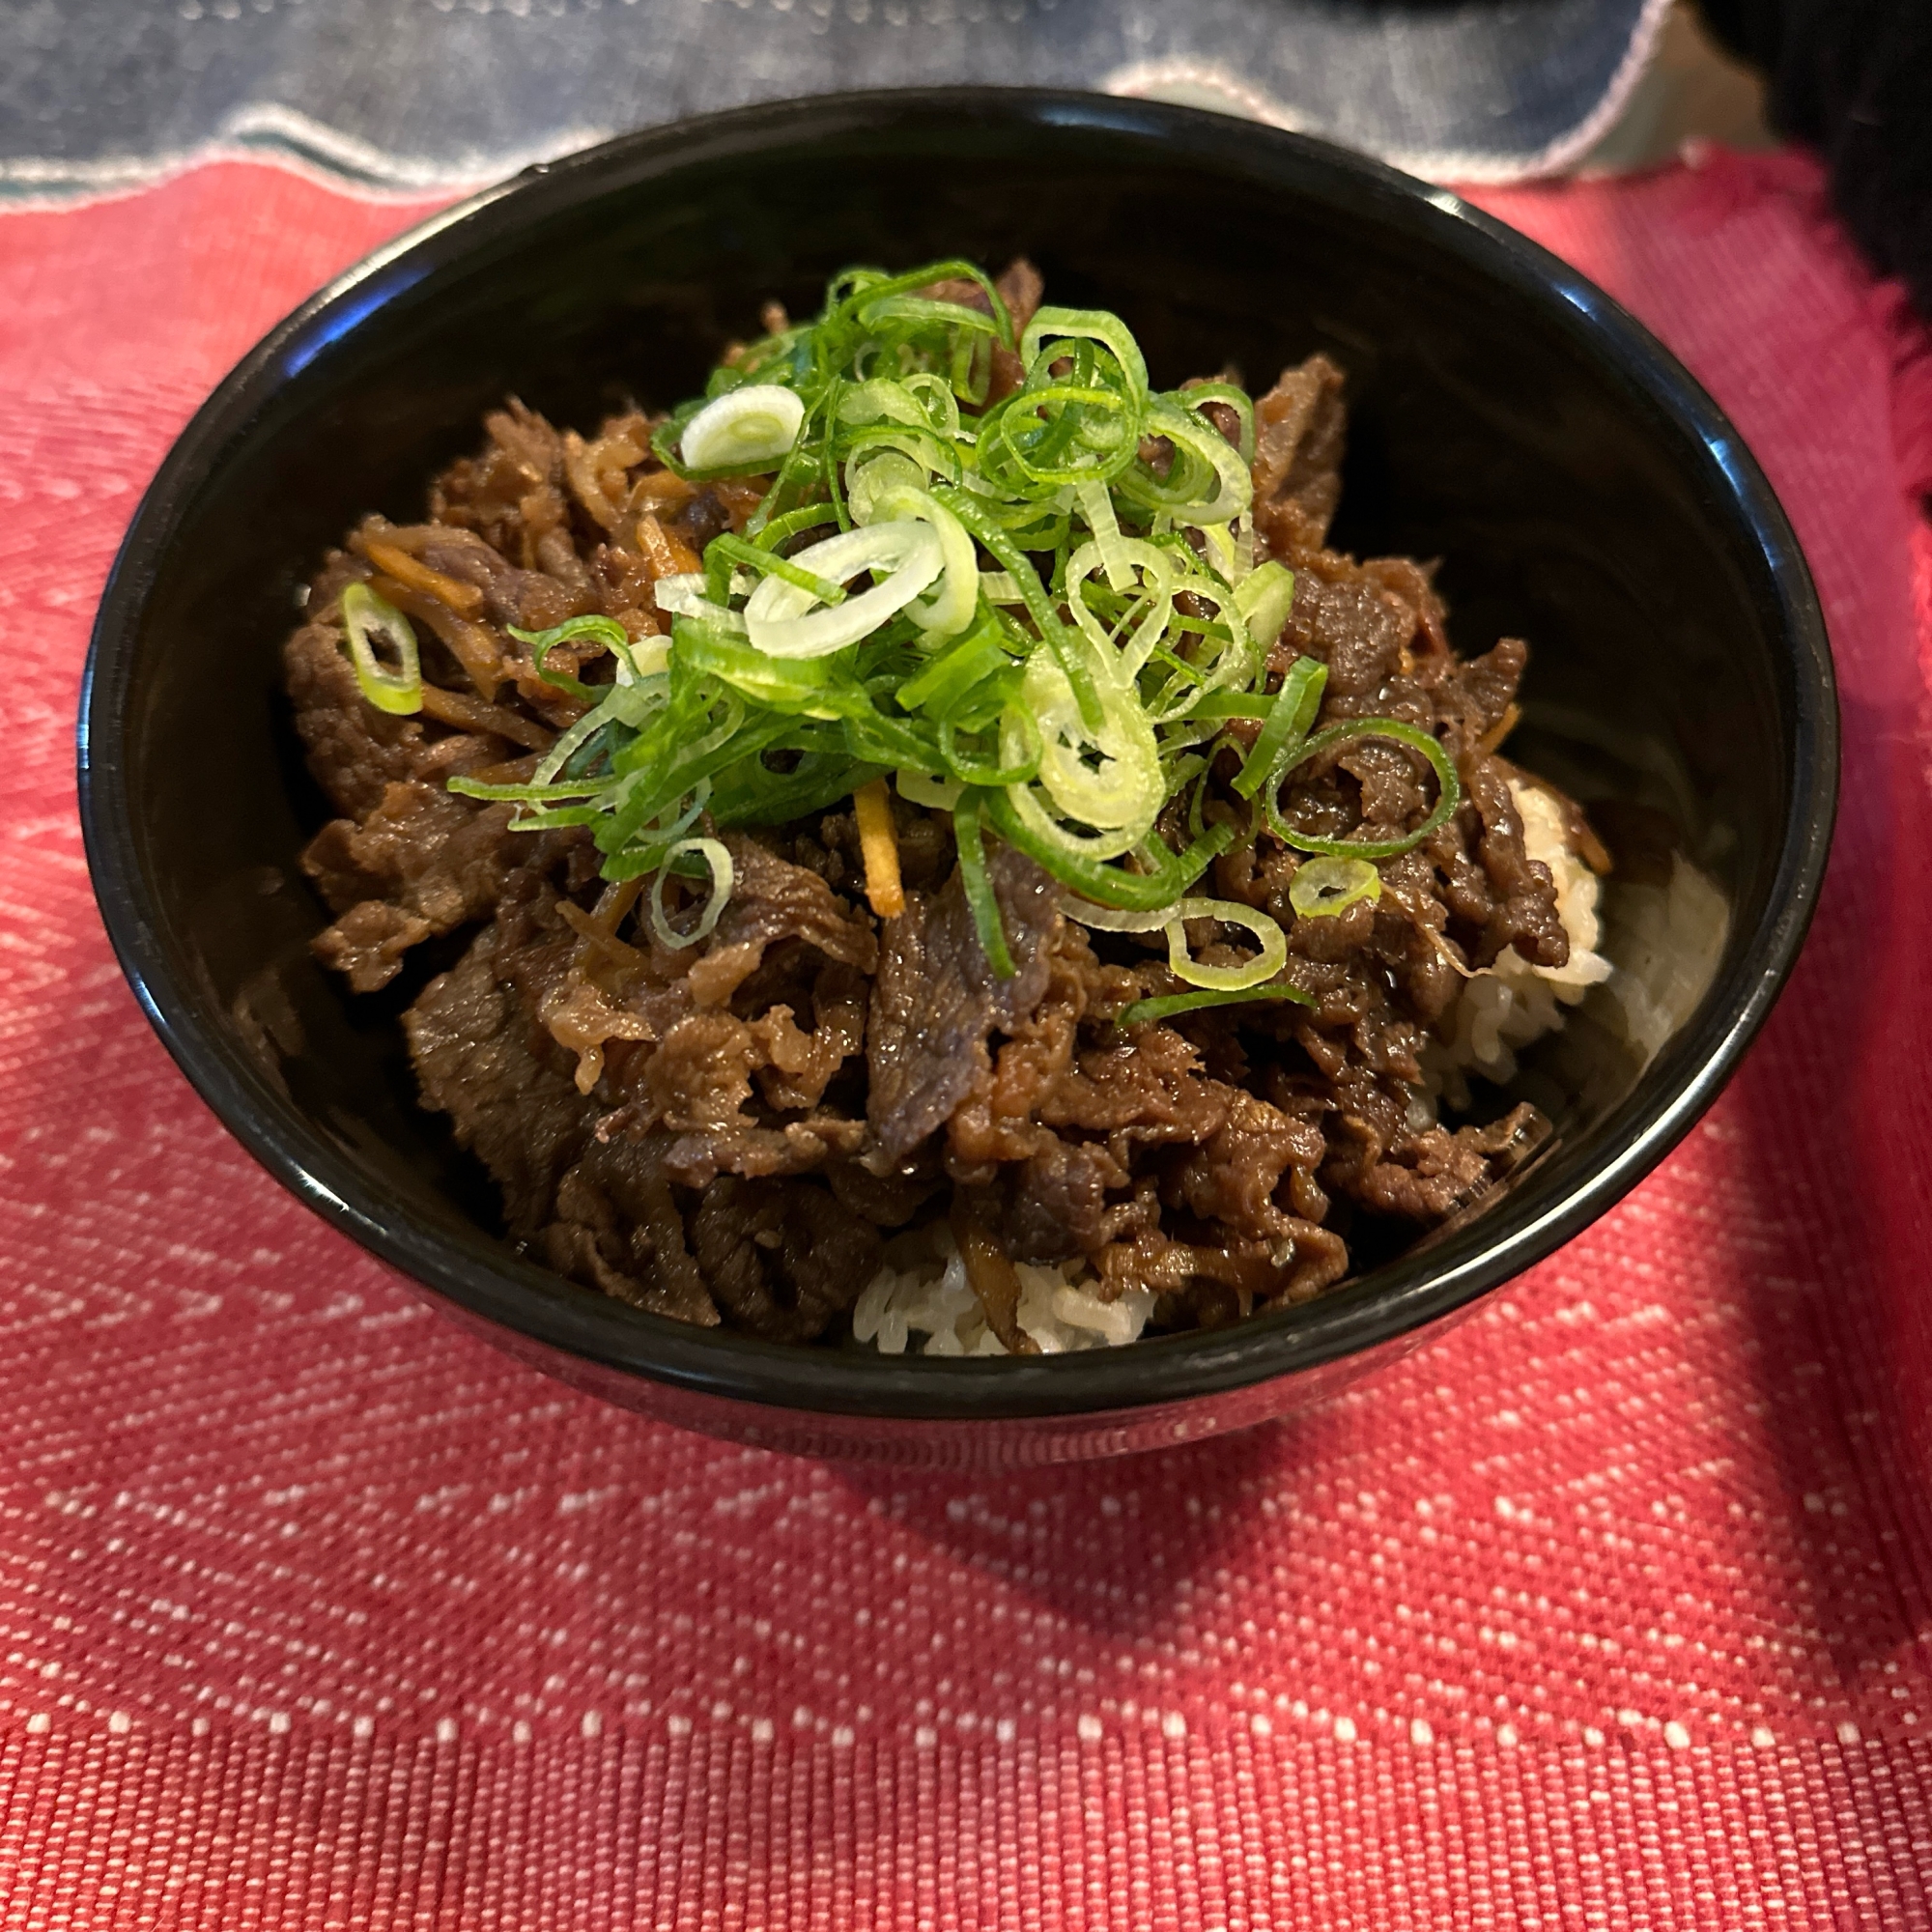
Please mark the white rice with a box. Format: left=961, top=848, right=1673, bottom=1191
left=1423, top=780, right=1613, bottom=1101
left=1594, top=848, right=1729, bottom=1064
left=852, top=1224, right=1155, bottom=1357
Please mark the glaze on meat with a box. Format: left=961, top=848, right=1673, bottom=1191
left=286, top=306, right=1597, bottom=1346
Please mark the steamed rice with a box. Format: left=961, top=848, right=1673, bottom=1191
left=1597, top=854, right=1728, bottom=1063
left=853, top=1226, right=1157, bottom=1357
left=1423, top=781, right=1613, bottom=1103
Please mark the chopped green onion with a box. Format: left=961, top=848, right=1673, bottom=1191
left=706, top=531, right=847, bottom=607
left=1059, top=892, right=1289, bottom=991
left=508, top=613, right=635, bottom=702
left=740, top=417, right=822, bottom=527
left=1264, top=717, right=1463, bottom=859
left=896, top=617, right=1011, bottom=716
left=743, top=521, right=943, bottom=659
left=1054, top=896, right=1172, bottom=934
left=1176, top=381, right=1258, bottom=465
left=654, top=574, right=743, bottom=629
left=1289, top=856, right=1383, bottom=919
left=858, top=483, right=979, bottom=639
left=672, top=621, right=841, bottom=710
left=1161, top=896, right=1290, bottom=990
left=1234, top=560, right=1296, bottom=655
left=978, top=315, right=1147, bottom=493
left=1116, top=983, right=1315, bottom=1028
left=1022, top=643, right=1163, bottom=838
left=1065, top=536, right=1175, bottom=678
left=448, top=774, right=611, bottom=804
left=940, top=710, right=1038, bottom=788
left=1021, top=306, right=1150, bottom=403
left=932, top=485, right=1106, bottom=735
left=1181, top=692, right=1274, bottom=724
left=980, top=786, right=1233, bottom=909
left=846, top=258, right=1015, bottom=353
left=679, top=385, right=805, bottom=471
left=340, top=582, right=422, bottom=716
left=1074, top=478, right=1135, bottom=592
left=1117, top=398, right=1253, bottom=526
left=952, top=789, right=1015, bottom=980
left=752, top=503, right=841, bottom=551
left=1233, top=654, right=1326, bottom=799
left=435, top=263, right=1461, bottom=960
left=895, top=768, right=963, bottom=810
left=709, top=753, right=882, bottom=830
left=648, top=837, right=734, bottom=948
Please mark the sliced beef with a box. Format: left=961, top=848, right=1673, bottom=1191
left=413, top=527, right=592, bottom=635
left=1339, top=737, right=1430, bottom=837
left=1440, top=635, right=1529, bottom=748
left=428, top=398, right=569, bottom=561
left=544, top=1137, right=720, bottom=1325
left=404, top=924, right=595, bottom=1237
left=996, top=258, right=1045, bottom=335
left=662, top=1113, right=866, bottom=1190
left=967, top=1138, right=1142, bottom=1265
left=867, top=844, right=1061, bottom=1163
left=312, top=900, right=431, bottom=994
left=687, top=835, right=878, bottom=1008
left=302, top=781, right=519, bottom=991
left=1465, top=760, right=1571, bottom=970
left=1278, top=571, right=1411, bottom=696
left=825, top=1155, right=944, bottom=1229
left=639, top=1010, right=762, bottom=1134
left=612, top=1000, right=867, bottom=1188
left=1095, top=1218, right=1349, bottom=1313
left=1171, top=1090, right=1325, bottom=1242
left=1335, top=1102, right=1549, bottom=1222
left=950, top=1206, right=1037, bottom=1354
left=691, top=1177, right=882, bottom=1344
left=284, top=620, right=420, bottom=817
left=1251, top=354, right=1348, bottom=560
left=1037, top=1025, right=1233, bottom=1153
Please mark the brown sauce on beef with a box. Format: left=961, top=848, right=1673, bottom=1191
left=285, top=321, right=1587, bottom=1346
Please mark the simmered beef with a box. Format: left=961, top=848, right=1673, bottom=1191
left=689, top=835, right=877, bottom=1009
left=403, top=922, right=596, bottom=1236
left=691, top=1177, right=882, bottom=1344
left=545, top=1137, right=719, bottom=1326
left=867, top=843, right=1060, bottom=1163
left=287, top=315, right=1596, bottom=1349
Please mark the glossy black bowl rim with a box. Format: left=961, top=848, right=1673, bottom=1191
left=79, top=88, right=1838, bottom=1424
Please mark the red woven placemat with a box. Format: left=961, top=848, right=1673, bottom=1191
left=1, top=148, right=1929, bottom=1926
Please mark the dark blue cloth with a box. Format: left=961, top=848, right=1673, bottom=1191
left=0, top=0, right=1656, bottom=194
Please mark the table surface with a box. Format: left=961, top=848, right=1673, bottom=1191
left=1, top=140, right=1930, bottom=1926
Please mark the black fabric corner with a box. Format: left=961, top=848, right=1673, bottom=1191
left=1699, top=0, right=1932, bottom=319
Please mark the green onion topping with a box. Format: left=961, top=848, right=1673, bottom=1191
left=437, top=263, right=1468, bottom=994
left=649, top=837, right=734, bottom=949
left=1116, top=983, right=1316, bottom=1029
left=1264, top=718, right=1463, bottom=860
left=1288, top=855, right=1384, bottom=919
left=341, top=581, right=422, bottom=715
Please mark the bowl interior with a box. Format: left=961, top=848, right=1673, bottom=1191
left=85, top=95, right=1830, bottom=1420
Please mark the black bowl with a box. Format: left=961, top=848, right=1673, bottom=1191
left=79, top=90, right=1835, bottom=1464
